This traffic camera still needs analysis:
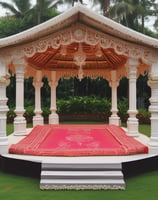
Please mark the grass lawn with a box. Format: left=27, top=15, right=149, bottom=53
left=139, top=124, right=151, bottom=137
left=1, top=122, right=158, bottom=200
left=0, top=170, right=158, bottom=200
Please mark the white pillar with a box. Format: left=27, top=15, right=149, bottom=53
left=127, top=58, right=139, bottom=137
left=13, top=59, right=27, bottom=135
left=49, top=71, right=59, bottom=124
left=0, top=58, right=9, bottom=154
left=33, top=71, right=44, bottom=127
left=109, top=70, right=120, bottom=126
left=148, top=62, right=158, bottom=154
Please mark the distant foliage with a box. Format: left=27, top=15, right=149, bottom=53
left=7, top=97, right=151, bottom=124
left=57, top=96, right=111, bottom=115
left=0, top=17, right=25, bottom=37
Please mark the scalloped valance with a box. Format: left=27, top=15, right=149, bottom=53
left=22, top=24, right=152, bottom=63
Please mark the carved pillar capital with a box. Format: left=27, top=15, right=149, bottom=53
left=33, top=81, right=43, bottom=88
left=0, top=55, right=10, bottom=86
left=0, top=74, right=10, bottom=86
left=109, top=70, right=119, bottom=88
left=126, top=58, right=138, bottom=79
left=49, top=80, right=58, bottom=88
left=48, top=71, right=59, bottom=88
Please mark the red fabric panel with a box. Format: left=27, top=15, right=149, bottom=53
left=9, top=124, right=148, bottom=156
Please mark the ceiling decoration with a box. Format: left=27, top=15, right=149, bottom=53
left=23, top=24, right=152, bottom=63
left=27, top=42, right=127, bottom=80
left=24, top=24, right=150, bottom=81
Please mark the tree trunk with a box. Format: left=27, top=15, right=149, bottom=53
left=37, top=0, right=41, bottom=24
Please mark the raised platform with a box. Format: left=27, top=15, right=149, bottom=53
left=1, top=153, right=158, bottom=190
left=0, top=124, right=156, bottom=190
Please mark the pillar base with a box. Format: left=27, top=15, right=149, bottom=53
left=109, top=115, right=120, bottom=126
left=126, top=118, right=139, bottom=137
left=49, top=113, right=59, bottom=124
left=0, top=137, right=8, bottom=154
left=14, top=117, right=27, bottom=135
left=149, top=136, right=158, bottom=144
left=148, top=136, right=158, bottom=154
left=148, top=146, right=158, bottom=154
left=33, top=115, right=44, bottom=127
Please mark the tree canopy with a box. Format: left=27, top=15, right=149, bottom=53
left=0, top=0, right=158, bottom=37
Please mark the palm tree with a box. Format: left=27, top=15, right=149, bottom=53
left=92, top=0, right=112, bottom=16
left=106, top=0, right=134, bottom=27
left=107, top=0, right=156, bottom=33
left=36, top=0, right=62, bottom=24
left=135, top=0, right=156, bottom=34
left=0, top=0, right=32, bottom=19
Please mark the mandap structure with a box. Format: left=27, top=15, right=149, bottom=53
left=0, top=3, right=158, bottom=154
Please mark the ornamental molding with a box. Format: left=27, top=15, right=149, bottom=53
left=0, top=53, right=12, bottom=68
left=10, top=23, right=152, bottom=64
left=25, top=66, right=127, bottom=82
left=0, top=74, right=10, bottom=86
left=148, top=73, right=158, bottom=82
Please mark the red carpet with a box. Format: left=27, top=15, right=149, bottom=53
left=9, top=124, right=148, bottom=156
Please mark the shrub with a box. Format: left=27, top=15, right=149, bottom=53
left=7, top=107, right=16, bottom=123
left=137, top=108, right=150, bottom=124
left=24, top=106, right=35, bottom=123
left=42, top=107, right=51, bottom=122
left=118, top=98, right=129, bottom=122
left=57, top=96, right=111, bottom=114
left=7, top=97, right=150, bottom=124
left=57, top=96, right=111, bottom=121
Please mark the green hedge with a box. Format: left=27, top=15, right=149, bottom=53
left=7, top=96, right=151, bottom=124
left=57, top=96, right=111, bottom=114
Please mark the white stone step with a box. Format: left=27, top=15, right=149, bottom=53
left=41, top=178, right=125, bottom=184
left=41, top=170, right=123, bottom=179
left=40, top=161, right=125, bottom=190
left=40, top=179, right=125, bottom=190
left=42, top=163, right=122, bottom=170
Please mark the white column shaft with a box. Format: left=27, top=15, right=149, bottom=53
left=148, top=67, right=158, bottom=153
left=14, top=62, right=26, bottom=135
left=127, top=58, right=139, bottom=137
left=33, top=71, right=44, bottom=126
left=35, top=85, right=41, bottom=112
left=16, top=71, right=25, bottom=112
left=49, top=71, right=59, bottom=124
left=0, top=58, right=9, bottom=154
left=109, top=70, right=120, bottom=125
left=50, top=84, right=57, bottom=113
left=129, top=76, right=137, bottom=112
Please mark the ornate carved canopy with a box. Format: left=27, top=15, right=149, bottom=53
left=24, top=24, right=150, bottom=80
left=0, top=3, right=154, bottom=81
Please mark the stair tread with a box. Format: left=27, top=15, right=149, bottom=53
left=41, top=171, right=123, bottom=176
left=42, top=163, right=122, bottom=170
left=40, top=179, right=125, bottom=184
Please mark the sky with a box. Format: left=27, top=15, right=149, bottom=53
left=0, top=0, right=156, bottom=31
